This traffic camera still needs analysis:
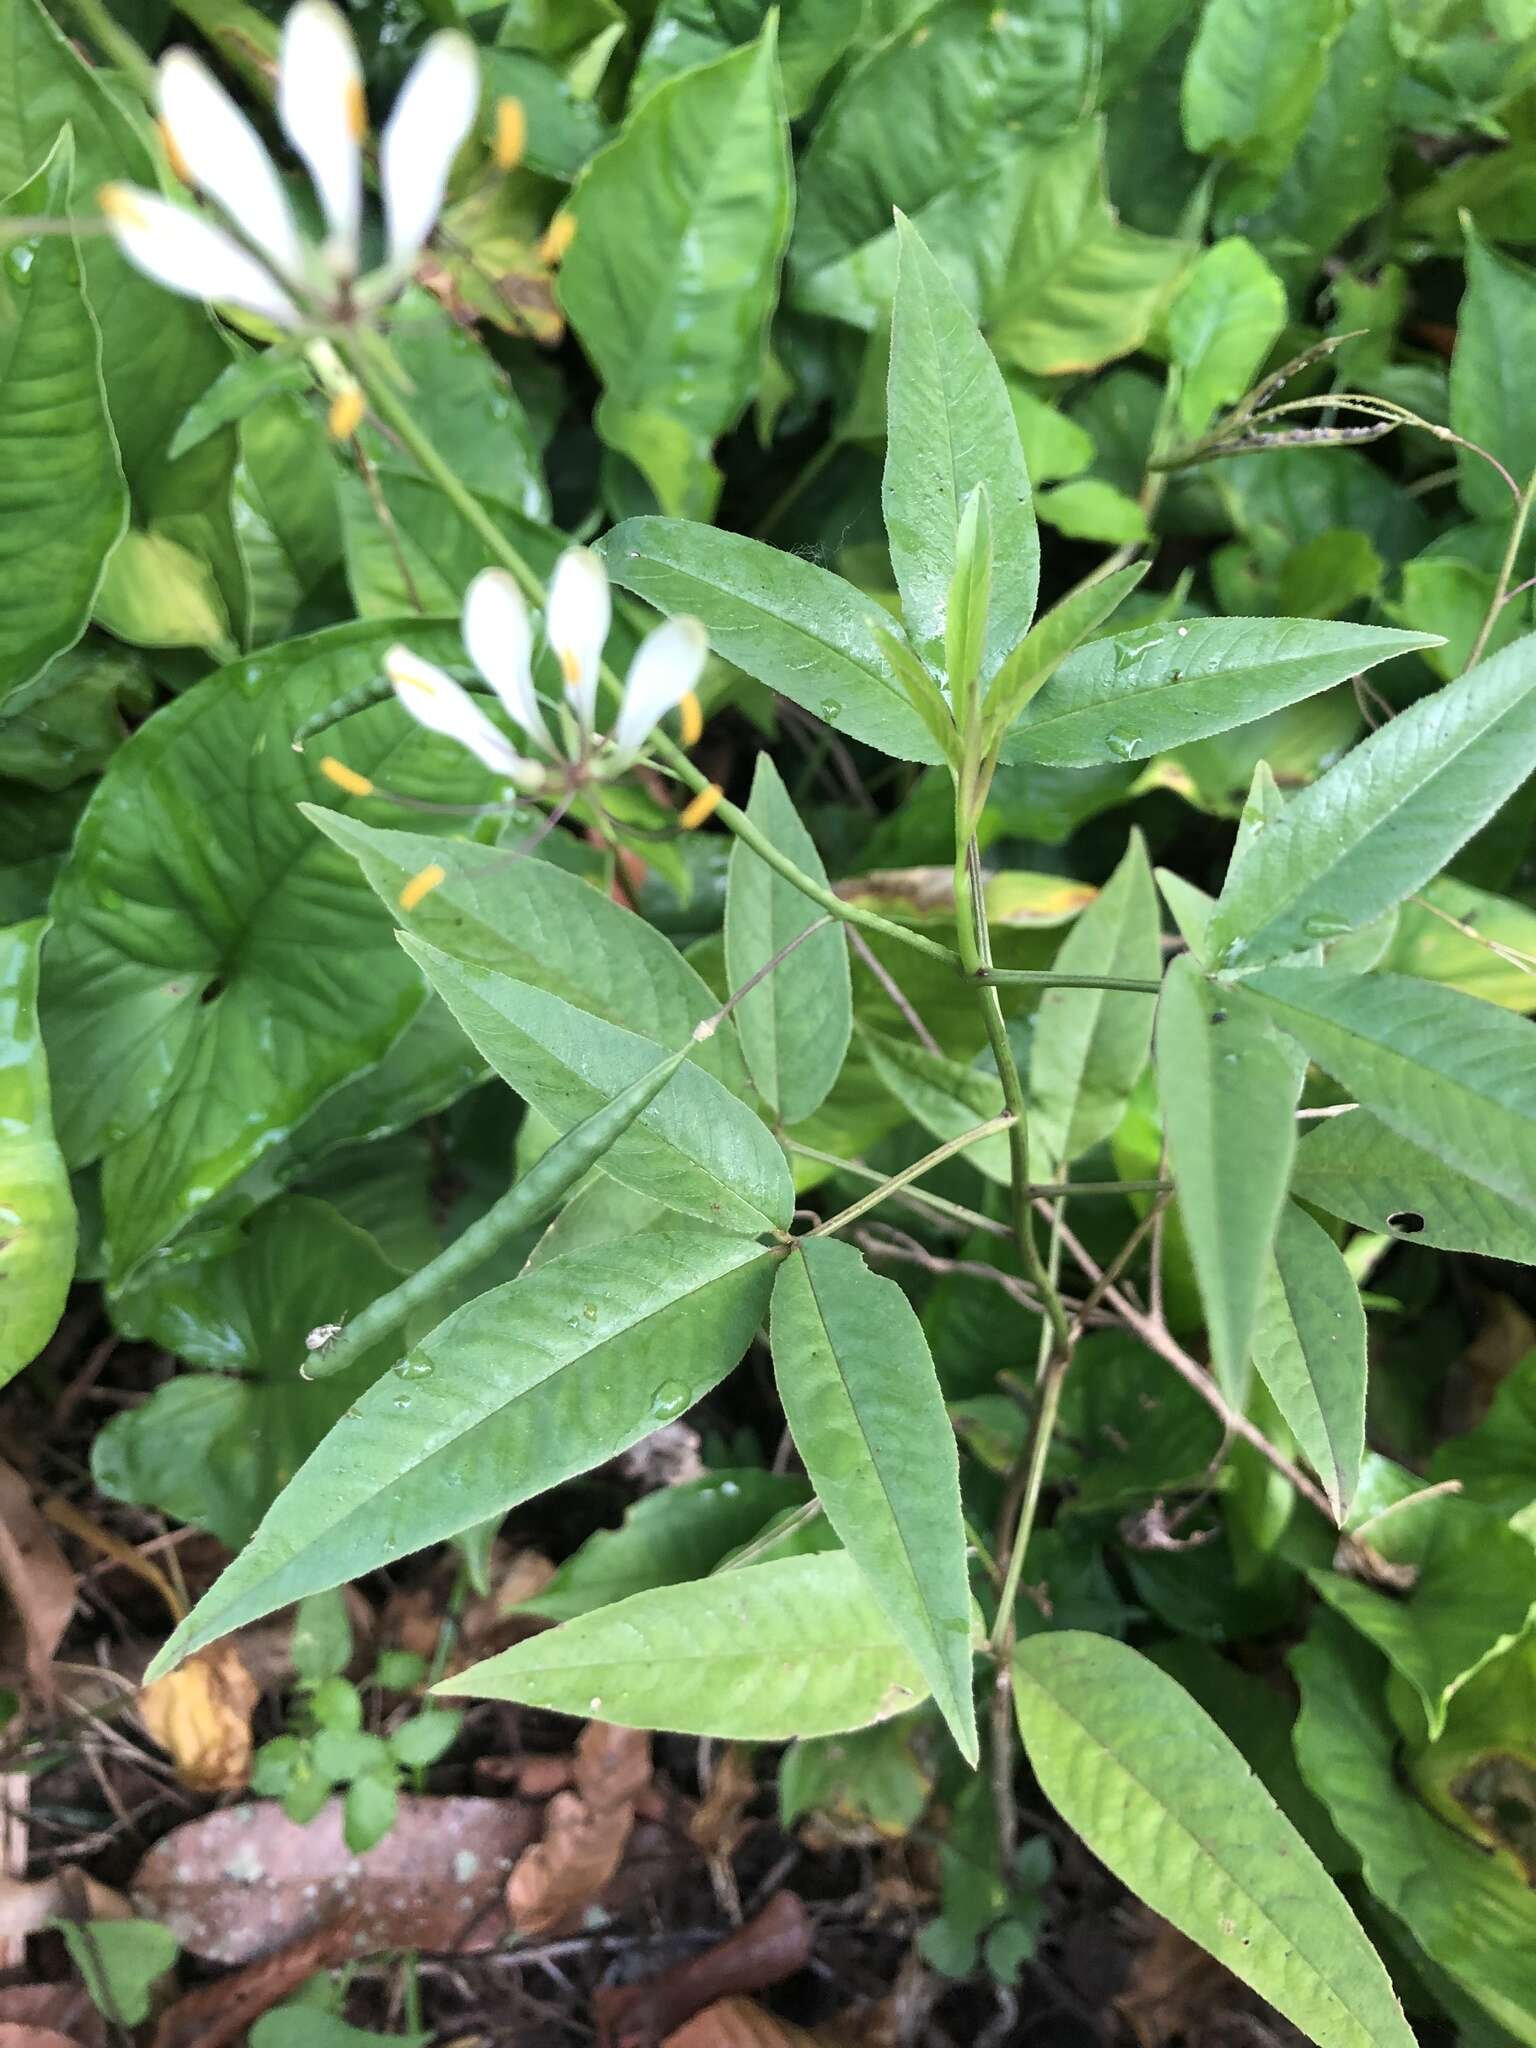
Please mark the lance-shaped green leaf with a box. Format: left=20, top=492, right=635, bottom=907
left=560, top=31, right=791, bottom=518
left=515, top=1470, right=812, bottom=1622
left=1450, top=230, right=1536, bottom=520
left=601, top=519, right=943, bottom=762
left=859, top=1027, right=1010, bottom=1184
left=1028, top=832, right=1161, bottom=1168
left=405, top=939, right=794, bottom=1236
left=1310, top=1485, right=1536, bottom=1740
left=1293, top=1615, right=1536, bottom=2042
left=308, top=809, right=747, bottom=1096
left=1252, top=1203, right=1366, bottom=1519
left=1013, top=1631, right=1416, bottom=2048
left=145, top=1225, right=776, bottom=1677
left=438, top=1551, right=931, bottom=1739
left=770, top=1237, right=977, bottom=1762
left=40, top=623, right=490, bottom=1279
left=1003, top=617, right=1435, bottom=769
left=724, top=756, right=851, bottom=1124
left=1240, top=969, right=1536, bottom=1213
left=1155, top=954, right=1301, bottom=1403
left=0, top=920, right=75, bottom=1386
left=1292, top=1109, right=1536, bottom=1264
left=984, top=563, right=1148, bottom=749
left=1209, top=633, right=1536, bottom=971
left=0, top=135, right=126, bottom=707
left=885, top=216, right=1037, bottom=680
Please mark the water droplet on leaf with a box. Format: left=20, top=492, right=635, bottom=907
left=649, top=1379, right=690, bottom=1421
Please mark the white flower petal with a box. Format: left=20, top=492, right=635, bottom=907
left=462, top=569, right=551, bottom=751
left=159, top=48, right=306, bottom=286
left=378, top=29, right=480, bottom=281
left=547, top=546, right=611, bottom=734
left=278, top=0, right=365, bottom=277
left=99, top=184, right=301, bottom=326
left=614, top=618, right=709, bottom=751
left=386, top=643, right=529, bottom=778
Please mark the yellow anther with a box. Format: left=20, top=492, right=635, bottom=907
left=678, top=692, right=704, bottom=747
left=494, top=96, right=526, bottom=172
left=158, top=119, right=193, bottom=185
left=327, top=382, right=366, bottom=440
left=345, top=75, right=368, bottom=143
left=559, top=646, right=582, bottom=687
left=539, top=211, right=576, bottom=265
left=98, top=184, right=148, bottom=230
left=679, top=783, right=724, bottom=831
left=320, top=756, right=375, bottom=798
left=399, top=862, right=446, bottom=912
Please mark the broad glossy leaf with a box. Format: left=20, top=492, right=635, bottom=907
left=1036, top=479, right=1148, bottom=544
left=791, top=0, right=1095, bottom=326
left=1182, top=0, right=1345, bottom=178
left=1451, top=230, right=1536, bottom=520
left=310, top=810, right=746, bottom=1095
left=1028, top=831, right=1160, bottom=1167
left=94, top=1196, right=400, bottom=1548
left=339, top=472, right=561, bottom=624
left=0, top=0, right=243, bottom=638
left=516, top=1470, right=811, bottom=1621
left=147, top=1225, right=776, bottom=1676
left=1154, top=954, right=1301, bottom=1403
left=1430, top=1352, right=1536, bottom=1526
left=1382, top=876, right=1536, bottom=1013
left=1293, top=1615, right=1536, bottom=2043
left=885, top=217, right=1038, bottom=678
left=405, top=939, right=794, bottom=1235
left=770, top=1237, right=977, bottom=1761
left=724, top=756, right=851, bottom=1122
left=1166, top=237, right=1286, bottom=433
left=860, top=1027, right=1010, bottom=1184
left=1252, top=1203, right=1366, bottom=1519
left=602, top=518, right=942, bottom=760
left=1292, top=1107, right=1536, bottom=1263
left=40, top=623, right=490, bottom=1279
left=0, top=919, right=75, bottom=1385
left=1003, top=617, right=1433, bottom=769
left=439, top=1551, right=931, bottom=1738
left=0, top=137, right=126, bottom=706
left=1209, top=633, right=1536, bottom=971
left=1014, top=1631, right=1414, bottom=2048
left=561, top=33, right=791, bottom=517
left=1311, top=1478, right=1536, bottom=1740
left=632, top=0, right=861, bottom=116
left=1240, top=968, right=1536, bottom=1213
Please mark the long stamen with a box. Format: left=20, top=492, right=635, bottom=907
left=679, top=783, right=724, bottom=830
left=319, top=755, right=374, bottom=797
left=679, top=692, right=704, bottom=747
left=399, top=863, right=446, bottom=911
left=495, top=97, right=525, bottom=172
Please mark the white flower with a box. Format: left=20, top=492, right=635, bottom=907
left=99, top=0, right=480, bottom=330
left=387, top=551, right=708, bottom=779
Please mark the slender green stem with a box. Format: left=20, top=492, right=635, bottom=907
left=989, top=1213, right=1068, bottom=1657
left=1465, top=463, right=1536, bottom=673
left=54, top=0, right=158, bottom=98
left=807, top=1116, right=1018, bottom=1238
left=979, top=967, right=1162, bottom=994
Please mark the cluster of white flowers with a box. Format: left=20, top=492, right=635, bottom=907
left=100, top=0, right=480, bottom=331
left=383, top=552, right=708, bottom=788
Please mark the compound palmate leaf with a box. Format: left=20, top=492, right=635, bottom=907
left=148, top=1225, right=776, bottom=1677
left=438, top=1551, right=932, bottom=1739
left=770, top=1236, right=976, bottom=1761
left=1014, top=1631, right=1416, bottom=2048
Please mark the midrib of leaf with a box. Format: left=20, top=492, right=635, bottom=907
left=1019, top=1671, right=1396, bottom=2048
left=1027, top=634, right=1386, bottom=736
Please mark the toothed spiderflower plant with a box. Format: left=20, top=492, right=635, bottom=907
left=98, top=0, right=480, bottom=335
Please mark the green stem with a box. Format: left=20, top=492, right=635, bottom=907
left=54, top=0, right=157, bottom=98
left=808, top=1116, right=1018, bottom=1237
left=1465, top=463, right=1536, bottom=673
left=989, top=1210, right=1068, bottom=1657
left=979, top=967, right=1162, bottom=994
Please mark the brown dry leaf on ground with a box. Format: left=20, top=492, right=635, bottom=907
left=597, top=1891, right=813, bottom=2048
left=151, top=1911, right=361, bottom=2048
left=0, top=1987, right=103, bottom=2048
left=689, top=1745, right=756, bottom=1864
left=137, top=1642, right=259, bottom=1794
left=0, top=1872, right=129, bottom=1946
left=1115, top=1911, right=1309, bottom=2048
left=506, top=1721, right=652, bottom=1936
left=134, top=1794, right=537, bottom=1963
left=0, top=1460, right=74, bottom=1690
left=663, top=1999, right=858, bottom=2047
left=0, top=2026, right=86, bottom=2047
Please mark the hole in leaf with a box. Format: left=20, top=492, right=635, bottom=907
left=200, top=977, right=227, bottom=1005
left=1387, top=1209, right=1425, bottom=1235
left=1209, top=1009, right=1229, bottom=1024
